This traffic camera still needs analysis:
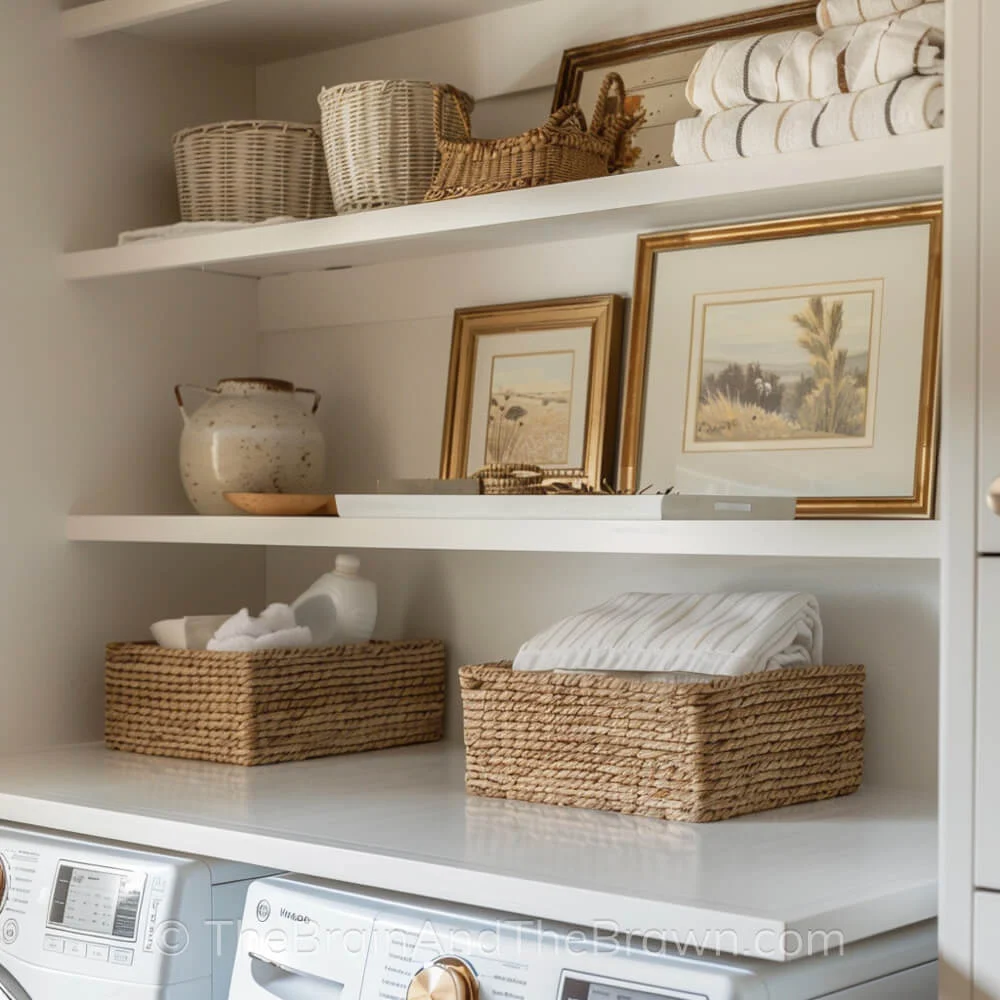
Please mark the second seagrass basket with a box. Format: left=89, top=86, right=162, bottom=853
left=106, top=640, right=446, bottom=766
left=460, top=662, right=864, bottom=822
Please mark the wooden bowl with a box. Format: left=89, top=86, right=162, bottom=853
left=224, top=493, right=337, bottom=516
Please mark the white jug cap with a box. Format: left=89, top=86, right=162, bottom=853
left=335, top=554, right=361, bottom=575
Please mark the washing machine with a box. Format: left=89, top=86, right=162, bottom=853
left=228, top=875, right=937, bottom=999
left=0, top=823, right=278, bottom=999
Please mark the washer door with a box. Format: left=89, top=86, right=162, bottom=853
left=0, top=964, right=29, bottom=1000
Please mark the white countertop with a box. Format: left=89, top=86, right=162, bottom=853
left=0, top=742, right=936, bottom=961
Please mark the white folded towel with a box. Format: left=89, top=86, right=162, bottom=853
left=206, top=604, right=314, bottom=652
left=818, top=0, right=938, bottom=29
left=117, top=217, right=295, bottom=246
left=673, top=76, right=943, bottom=164
left=512, top=592, right=823, bottom=677
left=686, top=12, right=943, bottom=114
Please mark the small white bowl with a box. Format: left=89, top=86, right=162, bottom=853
left=151, top=615, right=231, bottom=650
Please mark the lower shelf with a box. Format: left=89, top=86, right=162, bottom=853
left=65, top=515, right=941, bottom=559
left=0, top=742, right=935, bottom=961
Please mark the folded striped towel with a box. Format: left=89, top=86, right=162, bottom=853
left=686, top=11, right=943, bottom=115
left=674, top=75, right=942, bottom=164
left=818, top=0, right=939, bottom=29
left=512, top=592, right=823, bottom=677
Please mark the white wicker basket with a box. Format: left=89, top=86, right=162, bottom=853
left=318, top=80, right=474, bottom=214
left=172, top=120, right=335, bottom=223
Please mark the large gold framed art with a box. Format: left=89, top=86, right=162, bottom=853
left=620, top=204, right=942, bottom=518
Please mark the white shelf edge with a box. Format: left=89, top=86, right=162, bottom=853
left=65, top=515, right=941, bottom=559
left=61, top=132, right=945, bottom=281
left=61, top=0, right=232, bottom=39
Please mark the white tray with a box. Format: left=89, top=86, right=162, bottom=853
left=334, top=494, right=796, bottom=520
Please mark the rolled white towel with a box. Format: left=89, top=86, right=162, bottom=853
left=212, top=608, right=269, bottom=641
left=207, top=635, right=259, bottom=653
left=817, top=0, right=937, bottom=29
left=253, top=627, right=314, bottom=651
left=258, top=603, right=297, bottom=633
left=673, top=76, right=943, bottom=164
left=686, top=12, right=943, bottom=115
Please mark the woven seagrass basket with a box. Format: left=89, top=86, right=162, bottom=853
left=426, top=72, right=645, bottom=201
left=460, top=662, right=864, bottom=822
left=317, top=80, right=474, bottom=214
left=106, top=640, right=446, bottom=766
left=172, top=120, right=335, bottom=223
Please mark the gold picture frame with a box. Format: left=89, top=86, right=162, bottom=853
left=620, top=203, right=942, bottom=518
left=440, top=296, right=625, bottom=488
left=552, top=3, right=818, bottom=171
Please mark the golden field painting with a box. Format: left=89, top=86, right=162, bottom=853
left=686, top=288, right=880, bottom=453
left=485, top=351, right=574, bottom=466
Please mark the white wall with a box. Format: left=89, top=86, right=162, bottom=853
left=0, top=5, right=263, bottom=749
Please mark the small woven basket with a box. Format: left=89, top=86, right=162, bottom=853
left=172, top=120, right=335, bottom=223
left=460, top=662, right=864, bottom=822
left=473, top=464, right=545, bottom=495
left=318, top=80, right=474, bottom=214
left=106, top=640, right=446, bottom=766
left=426, top=72, right=645, bottom=201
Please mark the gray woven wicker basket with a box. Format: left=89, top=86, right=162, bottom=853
left=172, top=120, right=335, bottom=223
left=460, top=662, right=864, bottom=822
left=106, top=640, right=445, bottom=766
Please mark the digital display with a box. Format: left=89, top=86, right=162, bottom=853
left=560, top=976, right=687, bottom=1000
left=47, top=863, right=145, bottom=941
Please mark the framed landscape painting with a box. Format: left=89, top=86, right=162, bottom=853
left=552, top=2, right=816, bottom=171
left=440, top=296, right=625, bottom=488
left=620, top=204, right=942, bottom=517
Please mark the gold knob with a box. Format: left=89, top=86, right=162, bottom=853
left=407, top=957, right=479, bottom=1000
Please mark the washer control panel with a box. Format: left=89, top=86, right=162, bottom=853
left=0, top=826, right=213, bottom=987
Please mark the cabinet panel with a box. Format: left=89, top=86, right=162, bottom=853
left=978, top=560, right=1000, bottom=886
left=980, top=2, right=1000, bottom=552
left=975, top=892, right=1000, bottom=995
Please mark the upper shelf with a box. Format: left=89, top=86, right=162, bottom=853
left=62, top=132, right=945, bottom=281
left=0, top=742, right=936, bottom=961
left=60, top=0, right=537, bottom=63
left=66, top=514, right=941, bottom=559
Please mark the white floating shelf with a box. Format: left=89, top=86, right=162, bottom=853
left=66, top=514, right=941, bottom=559
left=0, top=742, right=936, bottom=961
left=62, top=132, right=945, bottom=281
left=60, top=0, right=534, bottom=62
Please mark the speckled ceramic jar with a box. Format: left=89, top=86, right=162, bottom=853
left=176, top=378, right=326, bottom=515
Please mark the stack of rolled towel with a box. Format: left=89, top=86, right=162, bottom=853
left=673, top=0, right=944, bottom=164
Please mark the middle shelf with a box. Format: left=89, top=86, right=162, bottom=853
left=66, top=514, right=941, bottom=558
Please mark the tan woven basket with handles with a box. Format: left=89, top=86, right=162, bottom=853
left=426, top=72, right=645, bottom=201
left=318, top=80, right=475, bottom=214
left=172, top=120, right=335, bottom=223
left=106, top=640, right=446, bottom=766
left=460, top=662, right=864, bottom=822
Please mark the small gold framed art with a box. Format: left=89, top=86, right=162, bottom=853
left=440, top=296, right=626, bottom=488
left=619, top=203, right=942, bottom=518
left=552, top=2, right=817, bottom=171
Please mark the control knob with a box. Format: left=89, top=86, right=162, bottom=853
left=406, top=957, right=479, bottom=1000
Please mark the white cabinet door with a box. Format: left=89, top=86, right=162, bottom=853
left=978, top=560, right=1000, bottom=886
left=981, top=2, right=1000, bottom=552
left=975, top=892, right=1000, bottom=995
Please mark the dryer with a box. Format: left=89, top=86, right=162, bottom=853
left=228, top=875, right=937, bottom=1000
left=0, top=823, right=277, bottom=999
